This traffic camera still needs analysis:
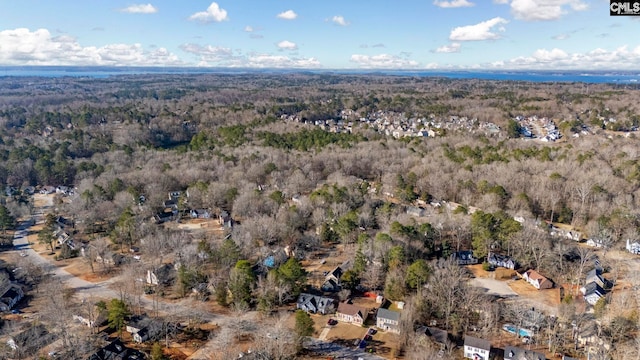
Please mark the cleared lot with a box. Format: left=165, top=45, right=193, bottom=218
left=470, top=278, right=518, bottom=297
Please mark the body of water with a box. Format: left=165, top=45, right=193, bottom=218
left=0, top=66, right=639, bottom=84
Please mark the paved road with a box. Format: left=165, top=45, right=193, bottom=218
left=11, top=218, right=235, bottom=325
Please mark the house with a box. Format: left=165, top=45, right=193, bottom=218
left=487, top=252, right=517, bottom=269
left=321, top=265, right=345, bottom=292
left=585, top=238, right=605, bottom=248
left=126, top=316, right=164, bottom=343
left=0, top=283, right=24, bottom=311
left=522, top=269, right=553, bottom=290
left=463, top=335, right=491, bottom=360
left=417, top=326, right=452, bottom=351
left=336, top=302, right=367, bottom=325
left=406, top=206, right=426, bottom=217
left=7, top=324, right=56, bottom=355
left=56, top=216, right=74, bottom=228
left=580, top=282, right=605, bottom=306
left=376, top=308, right=401, bottom=334
left=504, top=346, right=546, bottom=360
left=451, top=251, right=478, bottom=265
left=39, top=186, right=56, bottom=194
left=88, top=338, right=145, bottom=360
left=575, top=322, right=608, bottom=349
left=146, top=263, right=176, bottom=286
left=219, top=210, right=233, bottom=228
left=190, top=209, right=211, bottom=219
left=296, top=293, right=336, bottom=315
left=153, top=210, right=176, bottom=224
left=585, top=268, right=608, bottom=289
left=56, top=185, right=71, bottom=195
left=626, top=239, right=640, bottom=255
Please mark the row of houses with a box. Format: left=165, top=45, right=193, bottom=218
left=153, top=191, right=232, bottom=227
left=296, top=293, right=402, bottom=334
left=462, top=334, right=578, bottom=360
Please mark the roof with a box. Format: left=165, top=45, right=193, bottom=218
left=297, top=293, right=335, bottom=311
left=89, top=339, right=145, bottom=360
left=417, top=326, right=450, bottom=345
left=337, top=302, right=365, bottom=318
left=464, top=335, right=490, bottom=351
left=583, top=282, right=605, bottom=296
left=504, top=346, right=546, bottom=360
left=377, top=308, right=400, bottom=322
left=525, top=269, right=546, bottom=281
left=586, top=268, right=602, bottom=278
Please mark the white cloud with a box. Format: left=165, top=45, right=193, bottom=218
left=552, top=33, right=569, bottom=40
left=350, top=54, right=420, bottom=69
left=433, top=0, right=475, bottom=8
left=0, top=28, right=181, bottom=66
left=498, top=0, right=588, bottom=21
left=180, top=43, right=233, bottom=61
left=495, top=45, right=640, bottom=69
left=181, top=43, right=320, bottom=68
left=435, top=43, right=461, bottom=53
left=246, top=54, right=320, bottom=68
left=119, top=3, right=158, bottom=14
left=244, top=26, right=254, bottom=32
left=449, top=17, right=508, bottom=41
left=189, top=2, right=228, bottom=23
left=277, top=40, right=297, bottom=50
left=331, top=15, right=349, bottom=26
left=277, top=10, right=298, bottom=20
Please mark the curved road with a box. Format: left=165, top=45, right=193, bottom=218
left=12, top=218, right=225, bottom=323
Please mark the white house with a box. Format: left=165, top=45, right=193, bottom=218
left=626, top=239, right=640, bottom=254
left=464, top=335, right=491, bottom=360
left=522, top=269, right=553, bottom=290
left=376, top=308, right=401, bottom=334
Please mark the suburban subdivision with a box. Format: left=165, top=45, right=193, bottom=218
left=0, top=74, right=638, bottom=360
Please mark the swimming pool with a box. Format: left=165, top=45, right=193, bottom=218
left=502, top=324, right=533, bottom=338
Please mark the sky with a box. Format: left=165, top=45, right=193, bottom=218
left=0, top=0, right=638, bottom=70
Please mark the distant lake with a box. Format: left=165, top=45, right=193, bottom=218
left=1, top=66, right=639, bottom=84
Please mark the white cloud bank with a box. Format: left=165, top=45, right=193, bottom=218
left=433, top=0, right=475, bottom=8
left=498, top=0, right=588, bottom=21
left=277, top=40, right=297, bottom=50
left=119, top=4, right=158, bottom=14
left=189, top=2, right=228, bottom=23
left=0, top=28, right=181, bottom=66
left=496, top=45, right=640, bottom=69
left=277, top=10, right=298, bottom=20
left=350, top=54, right=420, bottom=69
left=181, top=43, right=320, bottom=68
left=450, top=17, right=508, bottom=41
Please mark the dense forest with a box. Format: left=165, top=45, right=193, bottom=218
left=1, top=73, right=640, bottom=359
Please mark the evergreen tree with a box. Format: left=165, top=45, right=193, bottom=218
left=277, top=258, right=307, bottom=295
left=38, top=213, right=57, bottom=254
left=0, top=204, right=14, bottom=234
left=107, top=299, right=130, bottom=336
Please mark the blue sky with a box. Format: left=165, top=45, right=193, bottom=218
left=0, top=0, right=638, bottom=69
